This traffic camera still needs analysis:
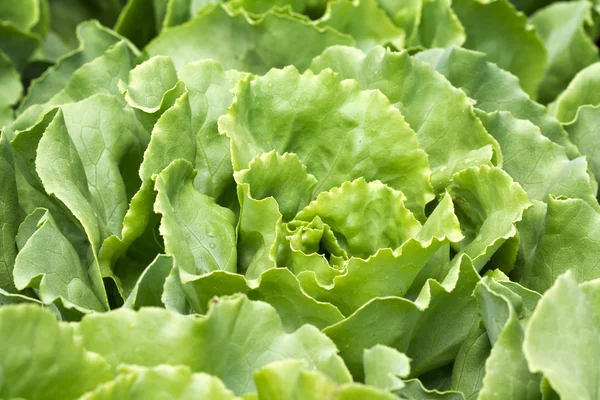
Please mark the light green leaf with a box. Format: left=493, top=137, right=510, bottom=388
left=297, top=192, right=462, bottom=315
left=416, top=46, right=581, bottom=158
left=235, top=151, right=317, bottom=277
left=364, top=345, right=411, bottom=391
left=252, top=359, right=397, bottom=400
left=123, top=254, right=174, bottom=309
left=450, top=324, right=489, bottom=400
left=179, top=267, right=345, bottom=330
left=35, top=109, right=113, bottom=308
left=76, top=294, right=352, bottom=395
left=154, top=159, right=236, bottom=310
left=0, top=52, right=22, bottom=126
left=80, top=364, right=236, bottom=400
left=523, top=272, right=600, bottom=400
left=377, top=0, right=466, bottom=48
left=519, top=196, right=600, bottom=293
left=475, top=278, right=541, bottom=400
left=295, top=178, right=421, bottom=259
left=323, top=254, right=480, bottom=380
left=550, top=62, right=600, bottom=123
left=18, top=20, right=126, bottom=113
left=0, top=131, right=19, bottom=292
left=220, top=65, right=433, bottom=216
left=529, top=0, right=598, bottom=104
left=452, top=0, right=546, bottom=98
left=310, top=46, right=500, bottom=192
left=13, top=40, right=137, bottom=131
left=13, top=209, right=105, bottom=312
left=139, top=91, right=195, bottom=181
left=120, top=55, right=179, bottom=114
left=564, top=105, right=600, bottom=186
left=317, top=0, right=405, bottom=51
left=0, top=305, right=111, bottom=400
left=448, top=166, right=531, bottom=271
left=476, top=110, right=598, bottom=208
left=145, top=4, right=354, bottom=74
left=178, top=60, right=242, bottom=202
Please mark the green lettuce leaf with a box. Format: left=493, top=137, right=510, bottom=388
left=0, top=304, right=111, bottom=399
left=220, top=65, right=433, bottom=216
left=145, top=4, right=354, bottom=73
left=529, top=0, right=598, bottom=104
left=310, top=45, right=500, bottom=191
left=75, top=294, right=352, bottom=395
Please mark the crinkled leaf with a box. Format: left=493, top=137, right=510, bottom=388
left=364, top=345, right=410, bottom=391
left=448, top=166, right=531, bottom=271
left=76, top=294, right=352, bottom=395
left=323, top=255, right=480, bottom=380
left=123, top=254, right=174, bottom=309
left=529, top=0, right=598, bottom=104
left=310, top=46, right=500, bottom=191
left=550, top=62, right=600, bottom=123
left=179, top=267, right=344, bottom=330
left=452, top=0, right=546, bottom=98
left=523, top=272, right=600, bottom=400
left=0, top=132, right=19, bottom=292
left=416, top=46, right=580, bottom=158
left=145, top=4, right=354, bottom=74
left=220, top=65, right=433, bottom=216
left=80, top=364, right=236, bottom=400
left=476, top=110, right=598, bottom=208
left=0, top=304, right=111, bottom=400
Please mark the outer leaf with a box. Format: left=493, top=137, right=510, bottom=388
left=0, top=52, right=22, bottom=125
left=0, top=305, right=111, bottom=399
left=550, top=62, right=600, bottom=123
left=317, top=0, right=405, bottom=51
left=448, top=166, right=531, bottom=271
left=220, top=65, right=433, bottom=217
left=13, top=40, right=137, bottom=131
left=416, top=46, right=580, bottom=158
left=76, top=294, right=352, bottom=395
left=519, top=196, right=600, bottom=293
left=450, top=324, right=489, bottom=399
left=377, top=0, right=466, bottom=48
left=523, top=272, right=600, bottom=400
left=145, top=4, right=354, bottom=74
left=564, top=105, right=600, bottom=185
left=475, top=279, right=541, bottom=400
left=0, top=132, right=19, bottom=292
left=310, top=46, right=500, bottom=191
left=179, top=267, right=345, bottom=330
left=18, top=20, right=126, bottom=113
left=35, top=110, right=111, bottom=308
left=13, top=209, right=105, bottom=312
left=178, top=60, right=242, bottom=202
left=323, top=254, right=480, bottom=380
left=529, top=0, right=598, bottom=103
left=364, top=345, right=411, bottom=391
left=476, top=110, right=598, bottom=208
left=80, top=364, right=236, bottom=400
left=253, top=359, right=397, bottom=400
left=451, top=0, right=546, bottom=98
left=154, top=159, right=236, bottom=309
